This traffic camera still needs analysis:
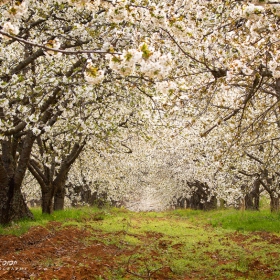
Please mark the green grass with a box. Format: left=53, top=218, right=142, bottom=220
left=0, top=206, right=105, bottom=236
left=1, top=206, right=280, bottom=236
left=168, top=208, right=280, bottom=232
left=208, top=209, right=280, bottom=232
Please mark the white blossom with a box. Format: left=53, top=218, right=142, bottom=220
left=32, top=127, right=41, bottom=136
left=1, top=22, right=19, bottom=41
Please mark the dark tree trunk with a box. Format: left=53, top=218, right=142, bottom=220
left=41, top=187, right=54, bottom=214
left=54, top=187, right=65, bottom=211
left=259, top=176, right=279, bottom=213
left=244, top=194, right=260, bottom=210
left=270, top=195, right=279, bottom=212
left=0, top=132, right=35, bottom=224
left=53, top=168, right=69, bottom=211
left=37, top=174, right=67, bottom=214
left=244, top=180, right=260, bottom=211
left=204, top=196, right=217, bottom=210
left=0, top=179, right=33, bottom=224
left=244, top=194, right=254, bottom=210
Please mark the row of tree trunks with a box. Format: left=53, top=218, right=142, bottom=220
left=173, top=181, right=217, bottom=211
left=174, top=178, right=280, bottom=213
left=66, top=182, right=113, bottom=208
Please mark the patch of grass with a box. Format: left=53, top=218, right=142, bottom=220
left=171, top=259, right=193, bottom=275
left=31, top=206, right=100, bottom=224
left=0, top=219, right=34, bottom=236
left=167, top=208, right=280, bottom=233
left=61, top=220, right=81, bottom=228
left=208, top=209, right=280, bottom=232
left=0, top=206, right=104, bottom=236
left=123, top=234, right=141, bottom=245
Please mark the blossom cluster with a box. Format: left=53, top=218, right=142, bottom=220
left=106, top=43, right=173, bottom=79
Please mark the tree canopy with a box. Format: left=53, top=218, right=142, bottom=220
left=1, top=0, right=280, bottom=223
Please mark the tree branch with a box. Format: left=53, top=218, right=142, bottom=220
left=238, top=170, right=259, bottom=177
left=245, top=152, right=264, bottom=164
left=0, top=122, right=26, bottom=136
left=201, top=108, right=240, bottom=137
left=14, top=131, right=36, bottom=188
left=28, top=161, right=46, bottom=189
left=0, top=30, right=121, bottom=55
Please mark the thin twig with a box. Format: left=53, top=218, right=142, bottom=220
left=0, top=30, right=121, bottom=55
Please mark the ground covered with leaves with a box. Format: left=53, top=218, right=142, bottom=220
left=0, top=208, right=280, bottom=279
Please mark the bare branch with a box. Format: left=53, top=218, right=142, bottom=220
left=245, top=152, right=264, bottom=164
left=28, top=163, right=45, bottom=189
left=238, top=170, right=259, bottom=177
left=1, top=121, right=26, bottom=136
left=29, top=158, right=47, bottom=183
left=0, top=31, right=122, bottom=55
left=201, top=108, right=240, bottom=137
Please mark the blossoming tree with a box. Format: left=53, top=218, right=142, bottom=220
left=0, top=0, right=177, bottom=223
left=2, top=0, right=280, bottom=225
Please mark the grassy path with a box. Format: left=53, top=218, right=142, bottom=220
left=0, top=207, right=280, bottom=279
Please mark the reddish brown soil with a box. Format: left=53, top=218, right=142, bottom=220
left=0, top=222, right=174, bottom=280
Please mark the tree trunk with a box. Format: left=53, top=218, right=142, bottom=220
left=244, top=194, right=254, bottom=210
left=54, top=187, right=65, bottom=211
left=0, top=132, right=35, bottom=224
left=41, top=187, right=54, bottom=214
left=29, top=141, right=85, bottom=214
left=0, top=179, right=33, bottom=224
left=245, top=180, right=260, bottom=211
left=204, top=196, right=217, bottom=210
left=53, top=170, right=69, bottom=211
left=270, top=195, right=279, bottom=212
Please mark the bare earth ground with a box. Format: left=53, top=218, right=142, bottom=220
left=0, top=220, right=280, bottom=280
